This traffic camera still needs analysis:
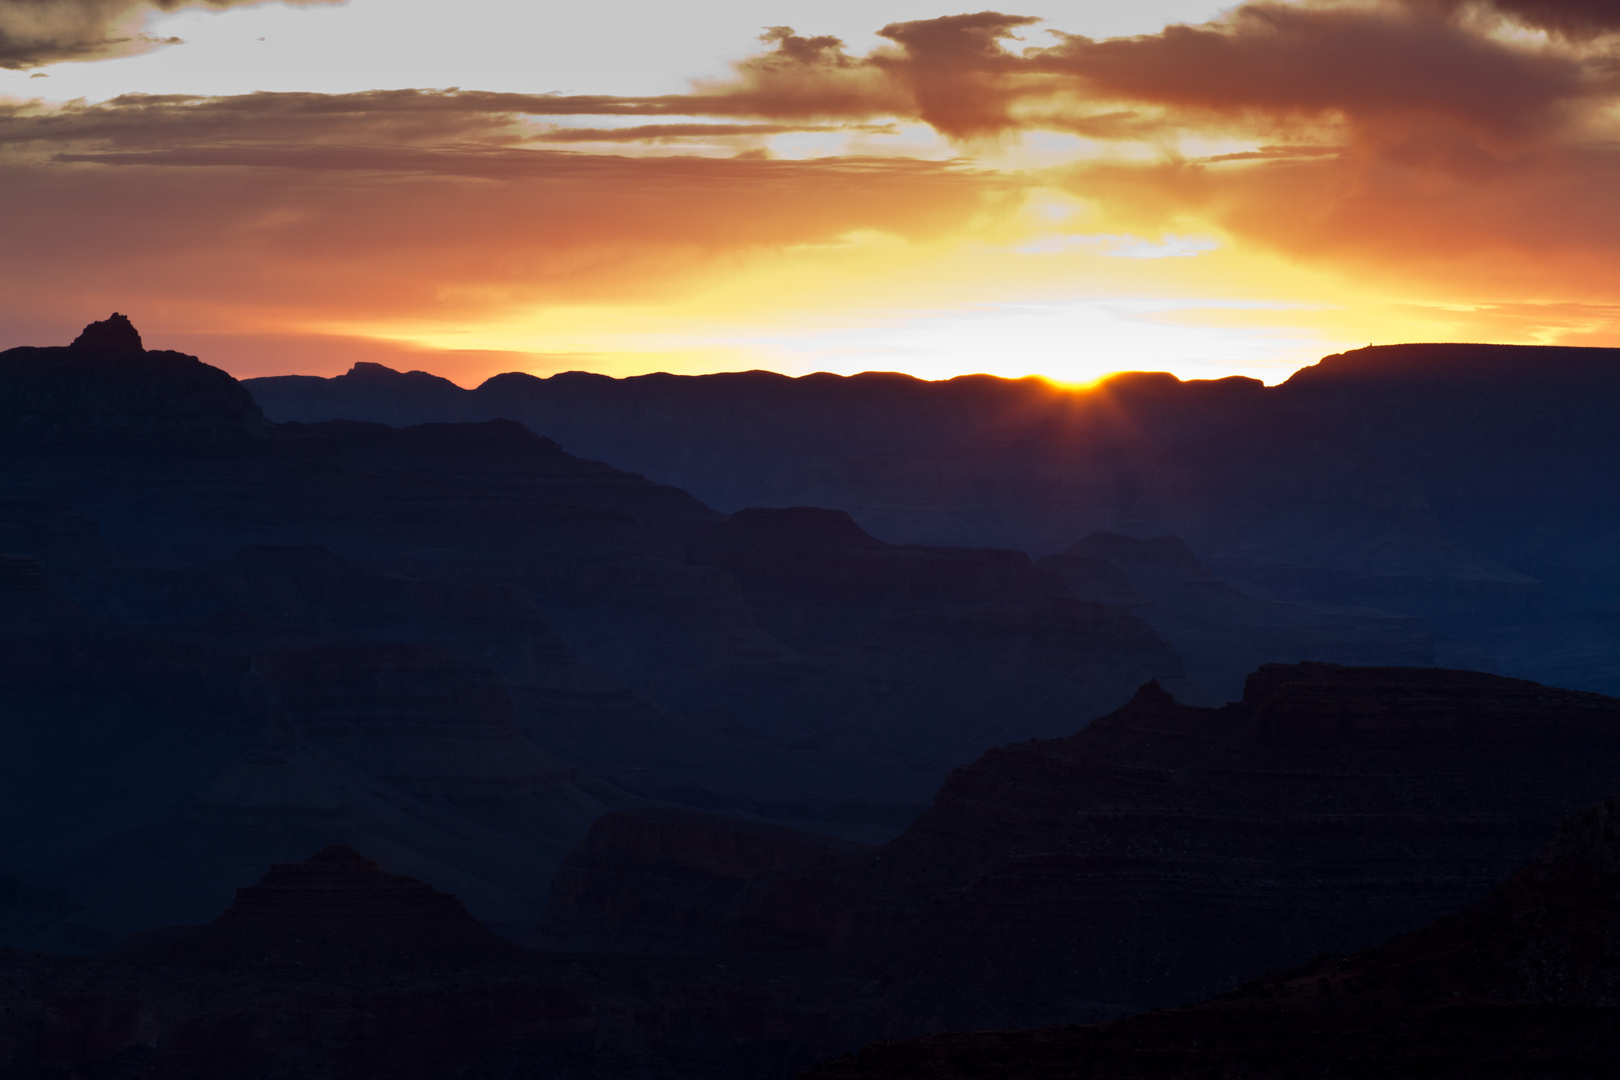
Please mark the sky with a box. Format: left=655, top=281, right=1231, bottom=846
left=2, top=0, right=1619, bottom=386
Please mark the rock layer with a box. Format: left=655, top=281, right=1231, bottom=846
left=810, top=796, right=1620, bottom=1079
left=544, top=663, right=1620, bottom=1032
left=146, top=844, right=522, bottom=971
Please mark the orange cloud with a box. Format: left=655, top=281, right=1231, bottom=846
left=0, top=0, right=340, bottom=70
left=1033, top=4, right=1593, bottom=145
left=1433, top=0, right=1620, bottom=37
left=7, top=2, right=1620, bottom=376
left=0, top=91, right=1010, bottom=346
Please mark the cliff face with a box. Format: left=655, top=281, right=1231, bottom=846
left=810, top=795, right=1620, bottom=1079
left=543, top=663, right=1620, bottom=1034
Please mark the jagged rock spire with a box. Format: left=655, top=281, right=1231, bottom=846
left=70, top=313, right=144, bottom=355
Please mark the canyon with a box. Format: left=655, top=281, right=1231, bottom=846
left=5, top=663, right=1620, bottom=1076
left=5, top=316, right=1620, bottom=1076
left=0, top=316, right=1433, bottom=952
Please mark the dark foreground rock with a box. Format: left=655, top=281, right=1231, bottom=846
left=543, top=663, right=1620, bottom=1035
left=0, top=845, right=866, bottom=1080
left=809, top=796, right=1620, bottom=1079
left=9, top=665, right=1620, bottom=1077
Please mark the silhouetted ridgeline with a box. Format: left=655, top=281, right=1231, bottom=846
left=248, top=344, right=1620, bottom=696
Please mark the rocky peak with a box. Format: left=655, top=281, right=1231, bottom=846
left=69, top=313, right=144, bottom=356
left=0, top=315, right=268, bottom=440
left=1529, top=797, right=1620, bottom=892
left=226, top=844, right=466, bottom=920
left=145, top=844, right=522, bottom=970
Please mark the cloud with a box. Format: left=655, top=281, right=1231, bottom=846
left=562, top=2, right=1620, bottom=301
left=873, top=12, right=1043, bottom=138
left=7, top=3, right=1620, bottom=366
left=0, top=0, right=340, bottom=70
left=1033, top=4, right=1594, bottom=147
left=526, top=122, right=897, bottom=144
left=0, top=89, right=1010, bottom=343
left=1433, top=0, right=1620, bottom=38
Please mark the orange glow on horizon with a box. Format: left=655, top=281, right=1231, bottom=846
left=5, top=1, right=1620, bottom=386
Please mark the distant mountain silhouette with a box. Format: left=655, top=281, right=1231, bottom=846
left=135, top=843, right=524, bottom=971
left=247, top=344, right=1620, bottom=697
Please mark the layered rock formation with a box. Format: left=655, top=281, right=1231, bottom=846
left=9, top=664, right=1620, bottom=1078
left=145, top=843, right=523, bottom=970
left=810, top=796, right=1620, bottom=1079
left=4, top=663, right=1620, bottom=1077
left=543, top=663, right=1620, bottom=1034
left=0, top=846, right=863, bottom=1079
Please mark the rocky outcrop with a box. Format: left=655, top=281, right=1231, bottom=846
left=809, top=795, right=1620, bottom=1078
left=0, top=314, right=268, bottom=441
left=868, top=663, right=1620, bottom=1025
left=144, top=844, right=522, bottom=971
left=70, top=312, right=144, bottom=355
left=544, top=663, right=1620, bottom=1037
left=0, top=846, right=851, bottom=1079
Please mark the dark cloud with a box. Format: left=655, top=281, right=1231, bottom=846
left=1428, top=0, right=1620, bottom=38
left=0, top=87, right=1010, bottom=338
left=526, top=122, right=897, bottom=143
left=0, top=0, right=339, bottom=69
left=0, top=91, right=903, bottom=153
left=874, top=12, right=1041, bottom=138
left=675, top=3, right=1614, bottom=151
left=1035, top=3, right=1594, bottom=146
